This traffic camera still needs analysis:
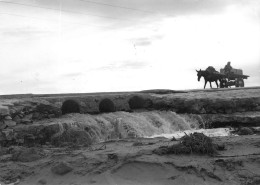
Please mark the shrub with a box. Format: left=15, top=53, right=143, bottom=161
left=154, top=132, right=218, bottom=155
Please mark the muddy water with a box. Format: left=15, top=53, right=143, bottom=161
left=148, top=128, right=232, bottom=139
left=54, top=111, right=211, bottom=142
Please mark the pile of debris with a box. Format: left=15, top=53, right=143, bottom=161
left=154, top=133, right=224, bottom=155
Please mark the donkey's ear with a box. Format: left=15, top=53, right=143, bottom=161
left=196, top=70, right=198, bottom=72
left=200, top=69, right=202, bottom=71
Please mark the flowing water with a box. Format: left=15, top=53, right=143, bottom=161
left=147, top=128, right=232, bottom=139
left=52, top=110, right=230, bottom=143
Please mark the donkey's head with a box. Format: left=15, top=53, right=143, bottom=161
left=196, top=69, right=203, bottom=81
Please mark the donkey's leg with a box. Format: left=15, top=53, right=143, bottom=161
left=215, top=80, right=219, bottom=88
left=210, top=82, right=212, bottom=88
left=204, top=81, right=207, bottom=89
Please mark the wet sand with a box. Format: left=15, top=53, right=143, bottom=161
left=0, top=134, right=259, bottom=185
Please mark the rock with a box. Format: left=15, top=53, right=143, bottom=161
left=38, top=179, right=47, bottom=185
left=32, top=112, right=44, bottom=120
left=35, top=104, right=61, bottom=117
left=1, top=129, right=14, bottom=141
left=0, top=131, right=4, bottom=142
left=20, top=118, right=33, bottom=124
left=0, top=147, right=9, bottom=156
left=0, top=105, right=9, bottom=116
left=0, top=121, right=7, bottom=130
left=11, top=147, right=43, bottom=162
left=18, top=113, right=24, bottom=118
left=23, top=134, right=36, bottom=146
left=23, top=113, right=33, bottom=120
left=47, top=114, right=56, bottom=118
left=51, top=162, right=73, bottom=175
left=35, top=122, right=62, bottom=144
left=107, top=153, right=118, bottom=160
left=9, top=108, right=16, bottom=115
left=12, top=115, right=21, bottom=124
left=4, top=120, right=16, bottom=127
left=4, top=115, right=12, bottom=120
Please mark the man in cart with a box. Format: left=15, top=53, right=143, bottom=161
left=224, top=61, right=232, bottom=75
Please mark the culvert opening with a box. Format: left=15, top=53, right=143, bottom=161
left=61, top=100, right=80, bottom=115
left=128, top=96, right=145, bottom=109
left=99, top=98, right=115, bottom=113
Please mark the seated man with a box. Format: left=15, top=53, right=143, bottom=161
left=224, top=61, right=232, bottom=74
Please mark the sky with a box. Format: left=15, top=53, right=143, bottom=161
left=0, top=0, right=260, bottom=94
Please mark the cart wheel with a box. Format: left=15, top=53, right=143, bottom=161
left=235, top=78, right=244, bottom=87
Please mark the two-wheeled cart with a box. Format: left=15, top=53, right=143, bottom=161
left=219, top=68, right=249, bottom=88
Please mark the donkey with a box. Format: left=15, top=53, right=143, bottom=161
left=196, top=69, right=223, bottom=89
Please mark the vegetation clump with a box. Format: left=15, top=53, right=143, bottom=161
left=154, top=132, right=218, bottom=155
left=237, top=127, right=254, bottom=135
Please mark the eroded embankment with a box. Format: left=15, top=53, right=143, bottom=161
left=1, top=111, right=201, bottom=146
left=1, top=110, right=260, bottom=147
left=1, top=88, right=260, bottom=146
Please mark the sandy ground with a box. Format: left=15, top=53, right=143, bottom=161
left=0, top=134, right=259, bottom=185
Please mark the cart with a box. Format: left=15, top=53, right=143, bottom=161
left=219, top=68, right=249, bottom=88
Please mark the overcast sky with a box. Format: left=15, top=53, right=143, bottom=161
left=0, top=0, right=259, bottom=94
